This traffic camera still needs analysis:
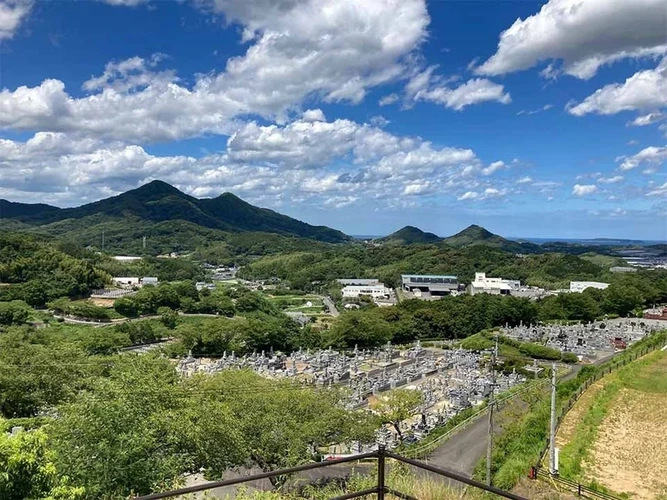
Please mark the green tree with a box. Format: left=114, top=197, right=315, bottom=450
left=0, top=300, right=30, bottom=325
left=159, top=307, right=179, bottom=329
left=0, top=426, right=85, bottom=500
left=370, top=389, right=424, bottom=440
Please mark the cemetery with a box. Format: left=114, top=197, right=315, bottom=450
left=176, top=340, right=527, bottom=450
left=500, top=319, right=657, bottom=362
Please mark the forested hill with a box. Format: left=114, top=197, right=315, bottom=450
left=442, top=224, right=542, bottom=253
left=0, top=180, right=351, bottom=247
left=377, top=226, right=442, bottom=245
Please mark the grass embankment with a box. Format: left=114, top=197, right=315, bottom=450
left=482, top=331, right=667, bottom=491
left=558, top=350, right=667, bottom=499
left=458, top=330, right=578, bottom=363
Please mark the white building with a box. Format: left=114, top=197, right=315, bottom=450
left=341, top=284, right=392, bottom=300
left=112, top=277, right=140, bottom=287
left=469, top=272, right=520, bottom=296
left=337, top=278, right=381, bottom=286
left=570, top=281, right=609, bottom=293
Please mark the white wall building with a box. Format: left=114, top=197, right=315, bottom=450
left=570, top=281, right=609, bottom=293
left=112, top=277, right=140, bottom=287
left=342, top=284, right=392, bottom=299
left=469, top=272, right=520, bottom=296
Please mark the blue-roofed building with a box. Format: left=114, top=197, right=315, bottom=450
left=401, top=274, right=460, bottom=298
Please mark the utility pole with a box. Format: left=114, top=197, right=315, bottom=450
left=549, top=361, right=558, bottom=475
left=142, top=236, right=146, bottom=250
left=486, top=332, right=498, bottom=485
left=102, top=230, right=105, bottom=251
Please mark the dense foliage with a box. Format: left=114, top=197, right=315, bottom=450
left=0, top=233, right=111, bottom=306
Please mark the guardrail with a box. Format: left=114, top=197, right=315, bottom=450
left=532, top=467, right=621, bottom=500
left=133, top=446, right=527, bottom=500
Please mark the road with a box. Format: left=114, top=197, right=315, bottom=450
left=323, top=296, right=340, bottom=317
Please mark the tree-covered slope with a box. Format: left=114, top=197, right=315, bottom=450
left=442, top=224, right=542, bottom=253
left=377, top=226, right=442, bottom=245
left=0, top=180, right=350, bottom=247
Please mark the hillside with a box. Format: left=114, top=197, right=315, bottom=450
left=443, top=224, right=542, bottom=253
left=0, top=180, right=350, bottom=250
left=377, top=226, right=442, bottom=245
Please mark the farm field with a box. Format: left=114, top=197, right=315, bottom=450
left=557, top=350, right=667, bottom=499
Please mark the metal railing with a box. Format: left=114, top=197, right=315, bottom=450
left=532, top=467, right=621, bottom=500
left=134, top=446, right=527, bottom=500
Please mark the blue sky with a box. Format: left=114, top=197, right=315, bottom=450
left=0, top=0, right=666, bottom=239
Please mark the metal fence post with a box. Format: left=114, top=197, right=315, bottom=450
left=377, top=445, right=385, bottom=500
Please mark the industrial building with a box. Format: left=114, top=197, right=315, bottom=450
left=341, top=284, right=392, bottom=300
left=336, top=278, right=381, bottom=286
left=111, top=277, right=158, bottom=288
left=401, top=274, right=459, bottom=298
left=468, top=272, right=520, bottom=296
left=570, top=281, right=609, bottom=293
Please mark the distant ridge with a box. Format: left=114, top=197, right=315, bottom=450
left=0, top=180, right=351, bottom=246
left=377, top=226, right=442, bottom=245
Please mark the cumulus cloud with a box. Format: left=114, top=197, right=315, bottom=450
left=379, top=93, right=399, bottom=106
left=481, top=160, right=506, bottom=176
left=477, top=0, right=667, bottom=79
left=457, top=191, right=479, bottom=201
left=0, top=0, right=430, bottom=142
left=618, top=145, right=667, bottom=171
left=0, top=116, right=494, bottom=208
left=572, top=184, right=597, bottom=196
left=301, top=109, right=326, bottom=123
left=569, top=57, right=667, bottom=116
left=0, top=0, right=32, bottom=41
left=628, top=112, right=665, bottom=127
left=517, top=176, right=533, bottom=184
left=406, top=67, right=510, bottom=110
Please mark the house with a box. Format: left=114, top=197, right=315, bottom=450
left=141, top=277, right=159, bottom=286
left=570, top=281, right=609, bottom=293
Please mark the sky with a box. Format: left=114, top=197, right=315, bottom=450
left=0, top=0, right=666, bottom=240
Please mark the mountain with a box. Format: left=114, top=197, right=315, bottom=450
left=377, top=226, right=442, bottom=245
left=0, top=180, right=351, bottom=250
left=443, top=224, right=542, bottom=253
left=0, top=199, right=60, bottom=219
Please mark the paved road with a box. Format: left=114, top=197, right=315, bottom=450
left=323, top=296, right=340, bottom=317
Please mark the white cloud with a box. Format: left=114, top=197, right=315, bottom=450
left=481, top=160, right=506, bottom=176
left=477, top=0, right=667, bottom=79
left=0, top=0, right=32, bottom=41
left=379, top=93, right=399, bottom=106
left=517, top=176, right=533, bottom=184
left=572, top=184, right=597, bottom=196
left=517, top=104, right=553, bottom=116
left=569, top=57, right=667, bottom=116
left=0, top=116, right=490, bottom=208
left=618, top=145, right=667, bottom=171
left=647, top=182, right=667, bottom=197
left=481, top=187, right=508, bottom=198
left=0, top=0, right=430, bottom=142
left=457, top=191, right=479, bottom=201
left=301, top=109, right=326, bottom=123
left=369, top=115, right=390, bottom=127
left=598, top=175, right=624, bottom=184
left=409, top=72, right=511, bottom=110
left=628, top=112, right=665, bottom=127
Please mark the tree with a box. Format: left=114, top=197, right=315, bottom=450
left=0, top=301, right=30, bottom=325
left=0, top=426, right=85, bottom=500
left=159, top=307, right=179, bottom=329
left=370, top=389, right=424, bottom=440
left=113, top=296, right=138, bottom=317
left=49, top=356, right=247, bottom=497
